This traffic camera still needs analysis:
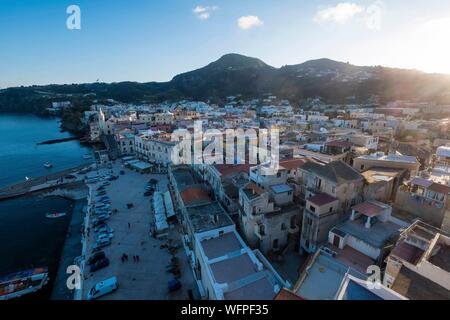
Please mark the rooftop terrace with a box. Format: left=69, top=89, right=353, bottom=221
left=335, top=218, right=401, bottom=248
left=197, top=230, right=286, bottom=300
left=186, top=201, right=233, bottom=234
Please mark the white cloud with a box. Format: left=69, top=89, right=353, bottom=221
left=237, top=15, right=264, bottom=30
left=193, top=5, right=218, bottom=20
left=314, top=2, right=364, bottom=24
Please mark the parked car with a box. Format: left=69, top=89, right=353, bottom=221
left=93, top=238, right=111, bottom=250
left=97, top=232, right=113, bottom=241
left=65, top=174, right=77, bottom=180
left=90, top=258, right=110, bottom=273
left=168, top=279, right=182, bottom=292
left=92, top=220, right=106, bottom=228
left=95, top=204, right=111, bottom=210
left=87, top=251, right=106, bottom=266
left=144, top=190, right=154, bottom=197
left=95, top=226, right=114, bottom=234
left=86, top=277, right=118, bottom=300
left=91, top=215, right=110, bottom=225
left=95, top=209, right=112, bottom=215
left=96, top=212, right=111, bottom=219
left=93, top=221, right=108, bottom=230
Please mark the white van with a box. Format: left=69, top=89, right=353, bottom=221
left=86, top=276, right=118, bottom=300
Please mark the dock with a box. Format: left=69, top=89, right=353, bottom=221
left=0, top=164, right=90, bottom=201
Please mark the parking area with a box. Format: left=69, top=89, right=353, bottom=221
left=81, top=162, right=195, bottom=300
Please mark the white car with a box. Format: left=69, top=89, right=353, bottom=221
left=86, top=277, right=118, bottom=300
left=97, top=233, right=113, bottom=241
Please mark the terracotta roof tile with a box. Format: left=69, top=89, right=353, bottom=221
left=180, top=187, right=210, bottom=205
left=275, top=288, right=305, bottom=300
left=353, top=202, right=385, bottom=217
left=308, top=193, right=338, bottom=206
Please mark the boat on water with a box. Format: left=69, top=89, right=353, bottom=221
left=45, top=212, right=67, bottom=219
left=43, top=162, right=53, bottom=169
left=0, top=267, right=49, bottom=300
left=83, top=154, right=93, bottom=160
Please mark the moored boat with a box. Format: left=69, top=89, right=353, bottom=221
left=0, top=267, right=49, bottom=300
left=45, top=212, right=67, bottom=219
left=43, top=162, right=53, bottom=169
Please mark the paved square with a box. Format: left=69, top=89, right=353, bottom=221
left=81, top=163, right=195, bottom=300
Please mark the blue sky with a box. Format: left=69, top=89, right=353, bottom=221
left=1, top=0, right=450, bottom=88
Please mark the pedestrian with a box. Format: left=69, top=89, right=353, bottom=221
left=132, top=255, right=136, bottom=262
left=137, top=255, right=140, bottom=262
left=128, top=222, right=131, bottom=229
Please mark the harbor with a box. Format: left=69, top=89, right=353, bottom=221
left=0, top=164, right=90, bottom=201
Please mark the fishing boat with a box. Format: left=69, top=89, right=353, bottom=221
left=0, top=267, right=49, bottom=300
left=45, top=212, right=67, bottom=219
left=43, top=162, right=53, bottom=169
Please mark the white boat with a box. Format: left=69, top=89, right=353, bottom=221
left=83, top=154, right=93, bottom=160
left=43, top=162, right=53, bottom=169
left=45, top=212, right=67, bottom=219
left=0, top=267, right=49, bottom=300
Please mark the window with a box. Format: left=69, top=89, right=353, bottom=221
left=309, top=205, right=316, bottom=212
left=281, top=223, right=287, bottom=231
left=273, top=239, right=279, bottom=249
left=360, top=165, right=365, bottom=170
left=290, top=216, right=297, bottom=229
left=259, top=224, right=266, bottom=236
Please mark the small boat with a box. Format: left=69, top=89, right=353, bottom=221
left=0, top=267, right=49, bottom=300
left=45, top=212, right=67, bottom=219
left=25, top=176, right=31, bottom=181
left=83, top=154, right=93, bottom=160
left=43, top=162, right=53, bottom=169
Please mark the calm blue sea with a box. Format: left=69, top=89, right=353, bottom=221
left=0, top=113, right=93, bottom=187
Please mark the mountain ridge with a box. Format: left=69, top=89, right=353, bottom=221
left=2, top=53, right=450, bottom=114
